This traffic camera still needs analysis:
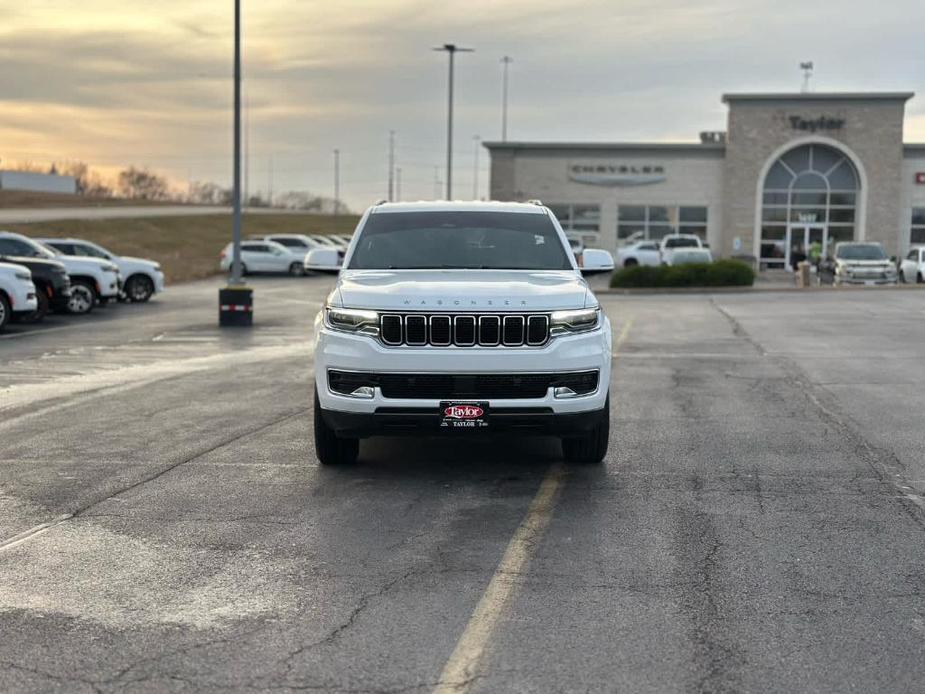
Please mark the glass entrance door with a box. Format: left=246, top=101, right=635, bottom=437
left=786, top=225, right=827, bottom=269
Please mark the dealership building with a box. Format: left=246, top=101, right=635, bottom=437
left=485, top=92, right=925, bottom=268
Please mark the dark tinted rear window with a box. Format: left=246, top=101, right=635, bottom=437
left=348, top=211, right=572, bottom=270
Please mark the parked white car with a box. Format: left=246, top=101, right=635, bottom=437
left=307, top=200, right=612, bottom=466
left=616, top=240, right=661, bottom=268
left=0, top=261, right=38, bottom=331
left=262, top=234, right=330, bottom=256
left=38, top=238, right=165, bottom=302
left=899, top=246, right=924, bottom=283
left=220, top=239, right=307, bottom=276
left=0, top=231, right=121, bottom=314
left=659, top=234, right=704, bottom=265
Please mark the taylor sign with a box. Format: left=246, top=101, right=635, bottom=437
left=789, top=116, right=845, bottom=132
left=569, top=163, right=667, bottom=187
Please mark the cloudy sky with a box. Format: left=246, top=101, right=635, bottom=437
left=1, top=0, right=923, bottom=209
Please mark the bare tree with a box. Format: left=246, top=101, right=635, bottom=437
left=117, top=167, right=169, bottom=200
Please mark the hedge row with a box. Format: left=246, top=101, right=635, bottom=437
left=609, top=259, right=755, bottom=288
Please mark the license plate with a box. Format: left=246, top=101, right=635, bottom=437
left=864, top=280, right=876, bottom=285
left=440, top=401, right=489, bottom=430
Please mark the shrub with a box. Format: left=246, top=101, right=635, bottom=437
left=610, top=259, right=755, bottom=288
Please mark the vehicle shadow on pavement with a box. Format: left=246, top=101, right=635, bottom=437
left=319, top=435, right=567, bottom=482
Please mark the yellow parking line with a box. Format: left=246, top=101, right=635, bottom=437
left=613, top=316, right=634, bottom=356
left=433, top=463, right=567, bottom=693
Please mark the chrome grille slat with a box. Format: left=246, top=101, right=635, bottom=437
left=379, top=313, right=549, bottom=347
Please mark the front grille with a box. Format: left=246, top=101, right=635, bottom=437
left=379, top=313, right=549, bottom=347
left=328, top=370, right=599, bottom=399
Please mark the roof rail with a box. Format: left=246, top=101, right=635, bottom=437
left=525, top=199, right=544, bottom=206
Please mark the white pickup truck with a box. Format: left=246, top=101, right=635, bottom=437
left=307, top=201, right=613, bottom=466
left=659, top=234, right=705, bottom=265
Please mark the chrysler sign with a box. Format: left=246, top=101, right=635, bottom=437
left=569, top=163, right=667, bottom=186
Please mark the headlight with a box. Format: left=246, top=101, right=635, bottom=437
left=325, top=307, right=380, bottom=336
left=550, top=307, right=600, bottom=335
left=15, top=271, right=31, bottom=281
left=153, top=263, right=162, bottom=271
left=103, top=263, right=119, bottom=273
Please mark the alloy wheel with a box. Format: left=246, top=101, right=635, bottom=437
left=68, top=285, right=94, bottom=314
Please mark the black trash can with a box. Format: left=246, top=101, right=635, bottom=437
left=219, top=286, right=253, bottom=327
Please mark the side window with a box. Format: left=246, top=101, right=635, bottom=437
left=0, top=238, right=37, bottom=256
left=909, top=250, right=919, bottom=261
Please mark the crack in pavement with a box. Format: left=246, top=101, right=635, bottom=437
left=0, top=406, right=312, bottom=554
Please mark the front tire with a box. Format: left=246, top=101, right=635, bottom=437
left=0, top=293, right=10, bottom=331
left=126, top=274, right=155, bottom=302
left=918, top=272, right=924, bottom=285
left=289, top=262, right=306, bottom=277
left=313, top=390, right=359, bottom=465
left=67, top=281, right=95, bottom=314
left=623, top=258, right=638, bottom=268
left=562, top=394, right=609, bottom=464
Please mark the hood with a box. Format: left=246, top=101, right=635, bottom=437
left=58, top=255, right=117, bottom=274
left=836, top=259, right=894, bottom=268
left=0, top=255, right=66, bottom=272
left=334, top=269, right=590, bottom=311
left=119, top=256, right=160, bottom=269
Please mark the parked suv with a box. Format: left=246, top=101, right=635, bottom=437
left=819, top=242, right=898, bottom=286
left=38, top=238, right=164, bottom=302
left=0, top=249, right=70, bottom=321
left=0, top=232, right=120, bottom=314
left=308, top=201, right=613, bottom=465
left=0, top=262, right=38, bottom=331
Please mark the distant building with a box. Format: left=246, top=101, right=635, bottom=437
left=0, top=170, right=77, bottom=195
left=485, top=91, right=925, bottom=267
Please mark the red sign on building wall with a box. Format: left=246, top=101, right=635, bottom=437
left=916, top=172, right=925, bottom=185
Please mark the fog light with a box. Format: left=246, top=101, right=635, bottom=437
left=350, top=386, right=375, bottom=399
left=554, top=386, right=579, bottom=399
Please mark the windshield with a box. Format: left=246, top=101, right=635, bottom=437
left=348, top=211, right=573, bottom=270
left=836, top=244, right=887, bottom=261
left=665, top=237, right=699, bottom=249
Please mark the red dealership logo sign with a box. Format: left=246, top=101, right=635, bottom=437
left=444, top=405, right=484, bottom=419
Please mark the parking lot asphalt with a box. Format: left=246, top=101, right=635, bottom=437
left=1, top=277, right=924, bottom=693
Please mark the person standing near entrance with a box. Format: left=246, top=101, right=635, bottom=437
left=809, top=239, right=823, bottom=266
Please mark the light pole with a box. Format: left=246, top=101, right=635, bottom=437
left=333, top=148, right=340, bottom=217
left=433, top=43, right=473, bottom=199
left=219, top=0, right=252, bottom=327
left=472, top=134, right=480, bottom=199
left=396, top=167, right=402, bottom=201
left=387, top=130, right=395, bottom=202
left=229, top=0, right=243, bottom=285
left=501, top=55, right=513, bottom=142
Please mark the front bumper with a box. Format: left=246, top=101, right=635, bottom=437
left=10, top=283, right=37, bottom=313
left=836, top=275, right=898, bottom=286
left=98, top=271, right=121, bottom=298
left=314, top=319, right=612, bottom=421
left=154, top=271, right=166, bottom=293
left=321, top=405, right=606, bottom=438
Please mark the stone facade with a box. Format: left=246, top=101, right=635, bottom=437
left=486, top=91, right=925, bottom=260
left=721, top=93, right=910, bottom=258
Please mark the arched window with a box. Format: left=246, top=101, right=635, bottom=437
left=759, top=144, right=859, bottom=268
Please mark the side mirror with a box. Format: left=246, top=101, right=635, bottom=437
left=305, top=248, right=342, bottom=272
left=580, top=248, right=615, bottom=274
